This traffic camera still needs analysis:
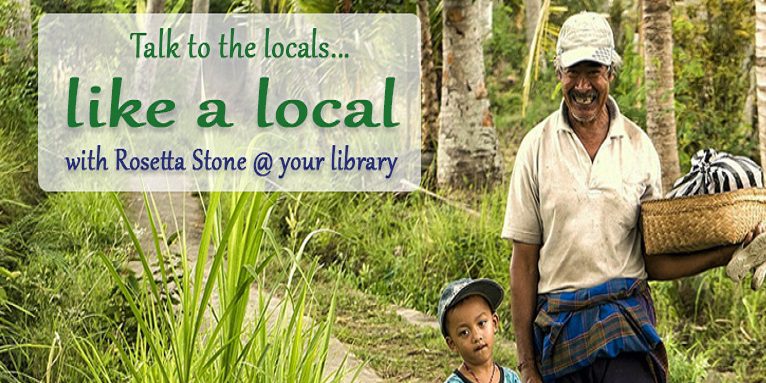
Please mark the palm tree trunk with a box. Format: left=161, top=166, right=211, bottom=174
left=610, top=0, right=625, bottom=53
left=192, top=0, right=209, bottom=13
left=756, top=0, right=766, bottom=172
left=643, top=0, right=681, bottom=193
left=147, top=0, right=166, bottom=13
left=11, top=0, right=32, bottom=51
left=438, top=0, right=502, bottom=189
left=136, top=0, right=165, bottom=99
left=637, top=0, right=644, bottom=87
left=418, top=0, right=439, bottom=158
left=525, top=0, right=541, bottom=47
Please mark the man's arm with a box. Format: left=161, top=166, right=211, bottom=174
left=644, top=224, right=763, bottom=280
left=644, top=245, right=737, bottom=280
left=511, top=240, right=543, bottom=383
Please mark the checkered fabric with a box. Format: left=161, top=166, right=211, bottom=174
left=591, top=47, right=613, bottom=64
left=533, top=278, right=668, bottom=383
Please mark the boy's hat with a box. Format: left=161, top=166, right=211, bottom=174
left=556, top=11, right=618, bottom=68
left=437, top=278, right=504, bottom=337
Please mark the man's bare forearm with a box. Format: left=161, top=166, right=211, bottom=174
left=511, top=241, right=542, bottom=378
left=643, top=220, right=765, bottom=281
left=644, top=244, right=737, bottom=280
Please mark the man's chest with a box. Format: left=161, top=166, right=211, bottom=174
left=537, top=133, right=648, bottom=230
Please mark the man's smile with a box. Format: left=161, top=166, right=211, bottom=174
left=569, top=90, right=598, bottom=107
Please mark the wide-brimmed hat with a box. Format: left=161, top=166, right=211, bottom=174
left=437, top=278, right=504, bottom=337
left=556, top=11, right=619, bottom=68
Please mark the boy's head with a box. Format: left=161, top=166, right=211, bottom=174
left=437, top=279, right=504, bottom=366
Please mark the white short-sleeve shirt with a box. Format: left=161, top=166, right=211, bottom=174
left=502, top=97, right=662, bottom=294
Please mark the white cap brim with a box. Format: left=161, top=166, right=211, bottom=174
left=559, top=46, right=612, bottom=68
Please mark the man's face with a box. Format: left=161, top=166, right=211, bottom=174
left=444, top=295, right=499, bottom=367
left=558, top=61, right=613, bottom=123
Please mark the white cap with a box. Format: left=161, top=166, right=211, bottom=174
left=556, top=12, right=619, bottom=68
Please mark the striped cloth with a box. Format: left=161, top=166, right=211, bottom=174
left=533, top=278, right=668, bottom=383
left=666, top=148, right=763, bottom=198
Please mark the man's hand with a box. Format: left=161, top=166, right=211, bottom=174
left=741, top=222, right=766, bottom=248
left=727, top=222, right=766, bottom=288
left=519, top=363, right=543, bottom=383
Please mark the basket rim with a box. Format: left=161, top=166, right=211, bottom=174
left=641, top=188, right=766, bottom=213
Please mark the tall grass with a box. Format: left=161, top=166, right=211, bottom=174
left=270, top=189, right=511, bottom=317
left=0, top=192, right=131, bottom=383
left=76, top=192, right=352, bottom=383
left=651, top=270, right=766, bottom=382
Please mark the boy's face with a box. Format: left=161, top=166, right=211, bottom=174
left=444, top=295, right=499, bottom=367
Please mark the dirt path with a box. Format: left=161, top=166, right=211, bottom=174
left=123, top=192, right=381, bottom=383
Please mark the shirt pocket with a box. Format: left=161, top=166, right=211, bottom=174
left=618, top=179, right=646, bottom=229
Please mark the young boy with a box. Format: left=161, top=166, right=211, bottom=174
left=437, top=278, right=522, bottom=383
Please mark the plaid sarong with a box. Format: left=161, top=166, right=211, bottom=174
left=533, top=278, right=668, bottom=382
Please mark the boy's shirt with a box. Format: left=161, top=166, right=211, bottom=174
left=444, top=365, right=521, bottom=383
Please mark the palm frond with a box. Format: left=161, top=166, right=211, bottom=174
left=521, top=1, right=566, bottom=117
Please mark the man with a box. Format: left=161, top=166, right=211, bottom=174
left=502, top=12, right=762, bottom=383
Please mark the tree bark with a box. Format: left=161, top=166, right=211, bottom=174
left=189, top=0, right=209, bottom=108
left=610, top=0, right=625, bottom=53
left=757, top=0, right=766, bottom=172
left=136, top=0, right=165, bottom=101
left=745, top=66, right=756, bottom=130
left=5, top=0, right=34, bottom=62
left=637, top=0, right=645, bottom=80
left=147, top=0, right=166, bottom=13
left=418, top=0, right=439, bottom=157
left=9, top=0, right=32, bottom=53
left=643, top=0, right=681, bottom=193
left=438, top=0, right=502, bottom=189
left=192, top=0, right=209, bottom=13
left=525, top=0, right=541, bottom=47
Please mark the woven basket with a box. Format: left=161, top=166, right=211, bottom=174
left=641, top=188, right=766, bottom=255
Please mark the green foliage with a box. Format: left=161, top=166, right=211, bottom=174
left=78, top=192, right=351, bottom=383
left=0, top=125, right=39, bottom=227
left=672, top=0, right=757, bottom=170
left=270, top=190, right=511, bottom=321
left=230, top=0, right=393, bottom=14
left=0, top=2, right=40, bottom=225
left=33, top=0, right=123, bottom=13
left=33, top=0, right=235, bottom=14
left=611, top=31, right=646, bottom=128
left=0, top=193, right=132, bottom=383
left=0, top=4, right=97, bottom=380
left=649, top=269, right=766, bottom=382
left=485, top=1, right=560, bottom=152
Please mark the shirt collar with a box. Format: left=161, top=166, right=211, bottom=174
left=557, top=95, right=625, bottom=138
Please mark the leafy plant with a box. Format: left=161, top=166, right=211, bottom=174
left=77, top=192, right=354, bottom=383
left=672, top=0, right=757, bottom=168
